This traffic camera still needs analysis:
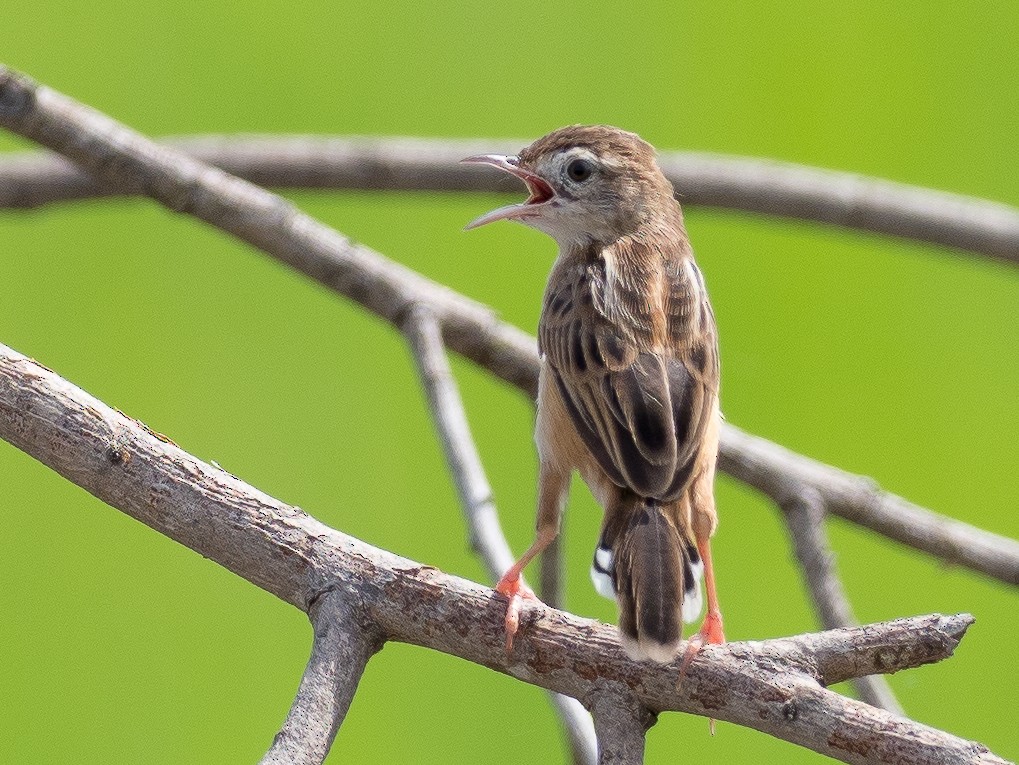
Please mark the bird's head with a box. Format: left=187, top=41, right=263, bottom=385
left=462, top=125, right=677, bottom=248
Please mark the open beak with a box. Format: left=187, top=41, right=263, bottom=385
left=461, top=154, right=555, bottom=230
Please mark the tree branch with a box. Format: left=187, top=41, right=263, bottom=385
left=0, top=343, right=1003, bottom=764
left=719, top=425, right=1019, bottom=585
left=1, top=134, right=1017, bottom=266
left=780, top=490, right=902, bottom=714
left=402, top=305, right=514, bottom=582
left=260, top=591, right=381, bottom=765
left=403, top=305, right=598, bottom=765
left=589, top=689, right=654, bottom=765
left=0, top=65, right=1014, bottom=591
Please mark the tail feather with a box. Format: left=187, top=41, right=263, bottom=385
left=592, top=502, right=699, bottom=663
left=681, top=542, right=704, bottom=625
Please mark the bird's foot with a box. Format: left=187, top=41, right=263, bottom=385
left=680, top=609, right=725, bottom=673
left=495, top=573, right=538, bottom=653
left=678, top=611, right=725, bottom=735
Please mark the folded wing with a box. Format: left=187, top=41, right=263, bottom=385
left=539, top=244, right=717, bottom=502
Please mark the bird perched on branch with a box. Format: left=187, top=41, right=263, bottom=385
left=463, top=125, right=724, bottom=668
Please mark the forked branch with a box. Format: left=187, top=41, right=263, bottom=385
left=719, top=426, right=1019, bottom=585
left=0, top=65, right=1014, bottom=590
left=0, top=344, right=1004, bottom=764
left=260, top=591, right=381, bottom=765
left=779, top=490, right=902, bottom=713
left=403, top=305, right=598, bottom=765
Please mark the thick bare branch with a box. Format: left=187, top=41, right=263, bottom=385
left=589, top=689, right=654, bottom=765
left=403, top=305, right=597, bottom=765
left=1, top=65, right=1014, bottom=589
left=780, top=491, right=902, bottom=714
left=720, top=425, right=1019, bottom=585
left=0, top=67, right=539, bottom=398
left=0, top=343, right=1002, bottom=764
left=1, top=134, right=1017, bottom=266
left=260, top=591, right=380, bottom=765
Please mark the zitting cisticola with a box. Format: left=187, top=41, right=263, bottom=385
left=464, top=125, right=724, bottom=665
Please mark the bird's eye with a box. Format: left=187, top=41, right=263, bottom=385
left=566, top=158, right=593, bottom=182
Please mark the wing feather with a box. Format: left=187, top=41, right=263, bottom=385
left=539, top=240, right=718, bottom=502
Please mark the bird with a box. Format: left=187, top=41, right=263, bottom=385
left=462, top=125, right=724, bottom=669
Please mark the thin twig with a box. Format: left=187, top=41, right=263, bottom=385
left=403, top=304, right=597, bottom=765
left=402, top=304, right=513, bottom=581
left=0, top=343, right=1003, bottom=764
left=1, top=135, right=1017, bottom=266
left=548, top=691, right=599, bottom=765
left=780, top=490, right=902, bottom=714
left=260, top=591, right=381, bottom=765
left=0, top=66, right=1014, bottom=590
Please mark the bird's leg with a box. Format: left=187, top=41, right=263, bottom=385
left=677, top=536, right=725, bottom=733
left=681, top=537, right=725, bottom=665
left=495, top=526, right=555, bottom=651
left=496, top=462, right=568, bottom=652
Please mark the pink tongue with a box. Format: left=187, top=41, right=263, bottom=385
left=526, top=178, right=553, bottom=204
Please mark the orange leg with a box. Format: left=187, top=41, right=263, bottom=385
left=495, top=460, right=568, bottom=652
left=679, top=537, right=725, bottom=733
left=495, top=526, right=557, bottom=651
left=691, top=537, right=726, bottom=647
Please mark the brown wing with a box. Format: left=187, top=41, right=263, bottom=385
left=539, top=242, right=718, bottom=502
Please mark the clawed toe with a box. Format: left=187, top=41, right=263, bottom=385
left=677, top=611, right=726, bottom=735
left=495, top=575, right=539, bottom=652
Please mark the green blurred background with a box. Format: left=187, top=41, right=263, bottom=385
left=1, top=2, right=1016, bottom=762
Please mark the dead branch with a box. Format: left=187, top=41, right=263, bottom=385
left=589, top=690, right=654, bottom=765
left=259, top=591, right=381, bottom=765
left=403, top=304, right=597, bottom=765
left=779, top=490, right=902, bottom=713
left=0, top=343, right=1004, bottom=765
left=0, top=65, right=1014, bottom=592
left=719, top=425, right=1019, bottom=585
left=1, top=134, right=1017, bottom=266
left=403, top=305, right=515, bottom=582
